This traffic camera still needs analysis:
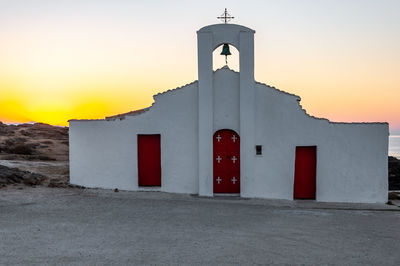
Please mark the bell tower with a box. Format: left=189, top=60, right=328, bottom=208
left=197, top=16, right=256, bottom=197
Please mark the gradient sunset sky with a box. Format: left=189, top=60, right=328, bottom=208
left=0, top=0, right=399, bottom=132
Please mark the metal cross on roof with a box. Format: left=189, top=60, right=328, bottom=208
left=217, top=8, right=234, bottom=23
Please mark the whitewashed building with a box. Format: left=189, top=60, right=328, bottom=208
left=69, top=21, right=388, bottom=203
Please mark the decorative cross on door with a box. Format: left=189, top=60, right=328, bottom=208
left=231, top=156, right=237, bottom=163
left=231, top=135, right=237, bottom=142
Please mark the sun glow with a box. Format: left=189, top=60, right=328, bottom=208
left=0, top=1, right=399, bottom=131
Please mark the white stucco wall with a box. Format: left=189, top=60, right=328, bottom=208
left=70, top=81, right=199, bottom=194
left=70, top=67, right=388, bottom=203
left=213, top=66, right=239, bottom=133
left=70, top=22, right=388, bottom=203
left=197, top=23, right=255, bottom=197
left=251, top=82, right=388, bottom=203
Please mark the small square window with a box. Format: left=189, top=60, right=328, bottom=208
left=255, top=145, right=262, bottom=155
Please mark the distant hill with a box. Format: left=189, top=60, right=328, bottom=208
left=0, top=122, right=68, bottom=161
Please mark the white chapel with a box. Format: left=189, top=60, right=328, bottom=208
left=69, top=14, right=388, bottom=203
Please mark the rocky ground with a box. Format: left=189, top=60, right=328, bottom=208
left=0, top=164, right=45, bottom=187
left=0, top=122, right=69, bottom=188
left=389, top=156, right=400, bottom=190
left=0, top=121, right=68, bottom=161
left=0, top=160, right=69, bottom=188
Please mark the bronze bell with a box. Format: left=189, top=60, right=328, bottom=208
left=220, top=43, right=231, bottom=56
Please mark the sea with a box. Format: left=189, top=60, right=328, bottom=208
left=389, top=135, right=400, bottom=159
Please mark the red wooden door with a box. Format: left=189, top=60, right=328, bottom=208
left=293, top=146, right=316, bottom=199
left=138, top=134, right=161, bottom=186
left=213, top=130, right=240, bottom=193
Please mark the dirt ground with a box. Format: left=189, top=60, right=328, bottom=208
left=0, top=187, right=399, bottom=266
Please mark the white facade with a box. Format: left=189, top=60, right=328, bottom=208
left=69, top=23, right=388, bottom=203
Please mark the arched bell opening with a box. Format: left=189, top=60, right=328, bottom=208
left=212, top=43, right=239, bottom=72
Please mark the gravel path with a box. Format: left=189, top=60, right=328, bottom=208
left=0, top=187, right=399, bottom=265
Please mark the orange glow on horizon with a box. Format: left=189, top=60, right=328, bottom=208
left=0, top=1, right=399, bottom=131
